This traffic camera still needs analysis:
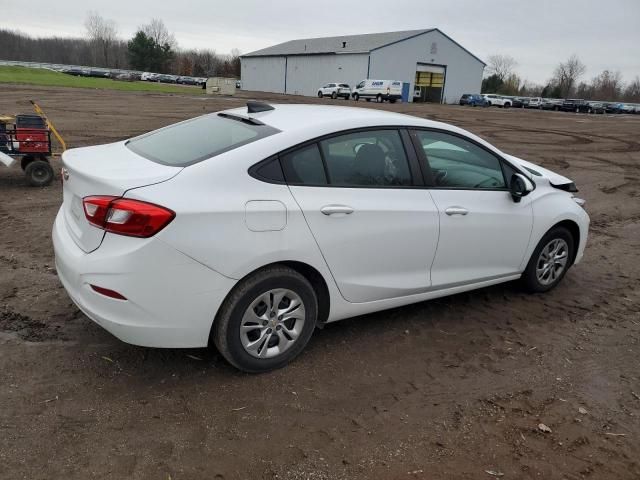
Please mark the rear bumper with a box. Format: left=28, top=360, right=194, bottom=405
left=52, top=208, right=236, bottom=348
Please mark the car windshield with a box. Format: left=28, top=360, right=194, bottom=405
left=126, top=114, right=279, bottom=167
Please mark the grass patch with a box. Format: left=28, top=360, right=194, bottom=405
left=0, top=66, right=205, bottom=95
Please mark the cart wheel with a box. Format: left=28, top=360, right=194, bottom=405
left=25, top=159, right=54, bottom=187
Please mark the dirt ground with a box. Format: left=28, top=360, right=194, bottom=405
left=1, top=85, right=639, bottom=480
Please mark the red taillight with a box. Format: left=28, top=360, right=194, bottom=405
left=83, top=196, right=175, bottom=238
left=90, top=284, right=127, bottom=300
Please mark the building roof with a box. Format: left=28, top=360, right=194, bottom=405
left=242, top=28, right=486, bottom=65
left=242, top=28, right=485, bottom=65
left=243, top=29, right=432, bottom=57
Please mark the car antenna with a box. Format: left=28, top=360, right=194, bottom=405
left=247, top=101, right=275, bottom=114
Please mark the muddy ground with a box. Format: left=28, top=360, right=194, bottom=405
left=0, top=85, right=639, bottom=480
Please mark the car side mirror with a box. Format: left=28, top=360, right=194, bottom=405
left=510, top=173, right=534, bottom=202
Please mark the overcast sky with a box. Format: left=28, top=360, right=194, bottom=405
left=2, top=0, right=639, bottom=85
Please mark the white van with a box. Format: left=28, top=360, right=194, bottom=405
left=352, top=79, right=403, bottom=103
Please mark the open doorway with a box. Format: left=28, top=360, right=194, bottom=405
left=414, top=64, right=445, bottom=103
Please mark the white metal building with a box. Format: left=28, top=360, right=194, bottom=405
left=241, top=29, right=485, bottom=104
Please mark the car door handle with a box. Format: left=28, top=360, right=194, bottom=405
left=444, top=206, right=469, bottom=216
left=321, top=205, right=354, bottom=215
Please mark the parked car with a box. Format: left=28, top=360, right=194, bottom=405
left=177, top=76, right=199, bottom=85
left=352, top=79, right=402, bottom=103
left=53, top=102, right=589, bottom=372
left=580, top=102, right=605, bottom=114
left=560, top=99, right=587, bottom=112
left=482, top=94, right=512, bottom=108
left=459, top=94, right=474, bottom=105
left=317, top=83, right=352, bottom=100
left=63, top=67, right=88, bottom=77
left=512, top=97, right=529, bottom=108
left=156, top=74, right=177, bottom=84
left=527, top=97, right=543, bottom=109
left=620, top=103, right=636, bottom=114
left=111, top=72, right=137, bottom=82
left=540, top=99, right=563, bottom=111
left=459, top=94, right=488, bottom=107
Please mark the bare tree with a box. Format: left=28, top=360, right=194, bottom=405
left=85, top=12, right=118, bottom=67
left=143, top=19, right=177, bottom=50
left=591, top=70, right=623, bottom=100
left=624, top=76, right=640, bottom=102
left=486, top=54, right=518, bottom=81
left=552, top=54, right=586, bottom=97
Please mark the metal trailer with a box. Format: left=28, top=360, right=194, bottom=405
left=0, top=101, right=66, bottom=187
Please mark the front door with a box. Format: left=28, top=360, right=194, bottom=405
left=411, top=129, right=533, bottom=287
left=283, top=129, right=440, bottom=303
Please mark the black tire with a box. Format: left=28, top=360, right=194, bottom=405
left=353, top=93, right=359, bottom=101
left=25, top=159, right=54, bottom=187
left=504, top=102, right=511, bottom=109
left=487, top=101, right=492, bottom=106
left=376, top=94, right=383, bottom=103
left=212, top=265, right=318, bottom=373
left=521, top=226, right=574, bottom=293
left=317, top=91, right=323, bottom=98
left=331, top=91, right=337, bottom=99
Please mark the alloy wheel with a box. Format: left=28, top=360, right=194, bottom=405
left=535, top=239, right=569, bottom=286
left=240, top=289, right=306, bottom=359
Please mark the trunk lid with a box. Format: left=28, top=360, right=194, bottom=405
left=61, top=141, right=181, bottom=252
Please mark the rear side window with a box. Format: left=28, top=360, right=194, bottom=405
left=319, top=130, right=412, bottom=187
left=126, top=114, right=279, bottom=166
left=281, top=144, right=327, bottom=185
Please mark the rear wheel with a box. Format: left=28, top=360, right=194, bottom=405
left=521, top=227, right=574, bottom=293
left=212, top=265, right=318, bottom=373
left=317, top=91, right=323, bottom=98
left=25, top=159, right=54, bottom=187
left=376, top=94, right=383, bottom=103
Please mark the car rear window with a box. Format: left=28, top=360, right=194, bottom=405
left=126, top=114, right=279, bottom=166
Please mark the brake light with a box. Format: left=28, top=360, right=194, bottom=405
left=83, top=196, right=175, bottom=238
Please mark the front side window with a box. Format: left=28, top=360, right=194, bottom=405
left=319, top=130, right=412, bottom=187
left=126, top=114, right=278, bottom=166
left=356, top=81, right=365, bottom=89
left=414, top=130, right=506, bottom=189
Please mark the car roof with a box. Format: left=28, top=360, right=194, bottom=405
left=221, top=104, right=449, bottom=134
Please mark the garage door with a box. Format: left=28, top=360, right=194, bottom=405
left=414, top=64, right=445, bottom=103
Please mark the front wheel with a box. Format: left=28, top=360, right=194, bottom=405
left=212, top=266, right=318, bottom=373
left=353, top=93, right=359, bottom=101
left=521, top=227, right=574, bottom=293
left=331, top=91, right=337, bottom=99
left=317, top=91, right=323, bottom=98
left=376, top=94, right=383, bottom=103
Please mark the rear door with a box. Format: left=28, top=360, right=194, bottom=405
left=284, top=129, right=440, bottom=303
left=411, top=129, right=533, bottom=287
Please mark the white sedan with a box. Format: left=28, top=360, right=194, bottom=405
left=53, top=102, right=589, bottom=372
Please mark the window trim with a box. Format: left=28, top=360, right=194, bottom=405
left=249, top=126, right=533, bottom=192
left=409, top=127, right=529, bottom=192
